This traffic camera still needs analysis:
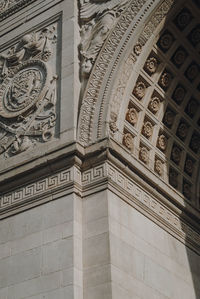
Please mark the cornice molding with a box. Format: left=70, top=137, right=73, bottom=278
left=0, top=0, right=37, bottom=21
left=0, top=149, right=199, bottom=253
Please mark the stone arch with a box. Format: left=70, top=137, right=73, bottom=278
left=78, top=0, right=174, bottom=144
left=78, top=0, right=200, bottom=208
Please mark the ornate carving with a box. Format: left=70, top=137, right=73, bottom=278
left=177, top=122, right=188, bottom=140
left=185, top=158, right=194, bottom=176
left=78, top=0, right=174, bottom=143
left=163, top=109, right=175, bottom=128
left=185, top=62, right=199, bottom=82
left=148, top=96, right=160, bottom=114
left=79, top=0, right=130, bottom=77
left=142, top=120, right=153, bottom=138
left=157, top=30, right=174, bottom=52
left=183, top=182, right=191, bottom=200
left=188, top=25, right=200, bottom=47
left=171, top=145, right=181, bottom=164
left=174, top=7, right=193, bottom=31
left=190, top=133, right=200, bottom=153
left=157, top=134, right=167, bottom=152
left=0, top=24, right=58, bottom=158
left=172, top=85, right=185, bottom=104
left=144, top=57, right=158, bottom=74
left=133, top=81, right=146, bottom=100
left=126, top=107, right=138, bottom=126
left=155, top=158, right=163, bottom=176
left=123, top=132, right=133, bottom=150
left=139, top=146, right=148, bottom=163
left=169, top=168, right=178, bottom=188
left=109, top=112, right=118, bottom=133
left=172, top=47, right=188, bottom=67
left=159, top=70, right=173, bottom=90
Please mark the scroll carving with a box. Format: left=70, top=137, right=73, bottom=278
left=79, top=0, right=130, bottom=78
left=0, top=23, right=58, bottom=158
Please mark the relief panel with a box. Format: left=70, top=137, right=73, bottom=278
left=0, top=21, right=58, bottom=158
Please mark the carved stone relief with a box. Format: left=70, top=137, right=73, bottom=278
left=0, top=23, right=58, bottom=158
left=79, top=0, right=131, bottom=79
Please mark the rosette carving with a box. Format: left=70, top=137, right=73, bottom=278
left=126, top=108, right=138, bottom=126
left=0, top=24, right=58, bottom=158
left=155, top=158, right=163, bottom=176
left=139, top=146, right=149, bottom=164
left=133, top=81, right=146, bottom=100
left=142, top=121, right=153, bottom=138
left=171, top=145, right=181, bottom=164
left=185, top=158, right=194, bottom=176
left=148, top=96, right=160, bottom=114
left=157, top=134, right=168, bottom=151
left=183, top=182, right=191, bottom=200
left=123, top=132, right=134, bottom=150
left=169, top=168, right=178, bottom=188
left=144, top=57, right=158, bottom=74
left=159, top=71, right=173, bottom=90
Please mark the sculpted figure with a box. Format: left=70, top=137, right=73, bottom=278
left=79, top=0, right=130, bottom=77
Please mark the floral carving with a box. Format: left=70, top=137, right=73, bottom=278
left=190, top=133, right=200, bottom=153
left=0, top=24, right=58, bottom=158
left=157, top=134, right=168, bottom=151
left=139, top=146, right=149, bottom=164
left=123, top=132, right=133, bottom=150
left=155, top=159, right=163, bottom=176
left=172, top=85, right=185, bottom=104
left=142, top=121, right=153, bottom=138
left=133, top=81, right=146, bottom=100
left=133, top=43, right=142, bottom=56
left=177, top=122, right=188, bottom=140
left=169, top=168, right=178, bottom=188
left=148, top=96, right=160, bottom=114
left=158, top=31, right=174, bottom=52
left=185, top=158, right=194, bottom=176
left=144, top=57, right=158, bottom=74
left=183, top=182, right=191, bottom=200
left=163, top=110, right=175, bottom=128
left=126, top=108, right=138, bottom=125
left=171, top=145, right=181, bottom=164
left=185, top=63, right=199, bottom=82
left=159, top=71, right=173, bottom=90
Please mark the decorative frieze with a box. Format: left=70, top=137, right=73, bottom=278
left=1, top=161, right=200, bottom=251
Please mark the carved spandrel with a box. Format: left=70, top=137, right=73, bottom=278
left=79, top=0, right=130, bottom=79
left=0, top=23, right=58, bottom=158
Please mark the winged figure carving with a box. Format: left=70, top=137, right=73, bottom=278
left=79, top=0, right=130, bottom=78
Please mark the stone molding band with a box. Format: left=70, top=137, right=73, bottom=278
left=0, top=0, right=37, bottom=21
left=1, top=161, right=200, bottom=253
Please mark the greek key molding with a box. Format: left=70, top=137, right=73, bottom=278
left=106, top=163, right=200, bottom=248
left=0, top=167, right=75, bottom=209
left=0, top=0, right=36, bottom=21
left=0, top=161, right=199, bottom=250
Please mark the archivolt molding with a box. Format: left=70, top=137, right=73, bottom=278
left=0, top=161, right=200, bottom=252
left=78, top=0, right=174, bottom=144
left=0, top=0, right=36, bottom=21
